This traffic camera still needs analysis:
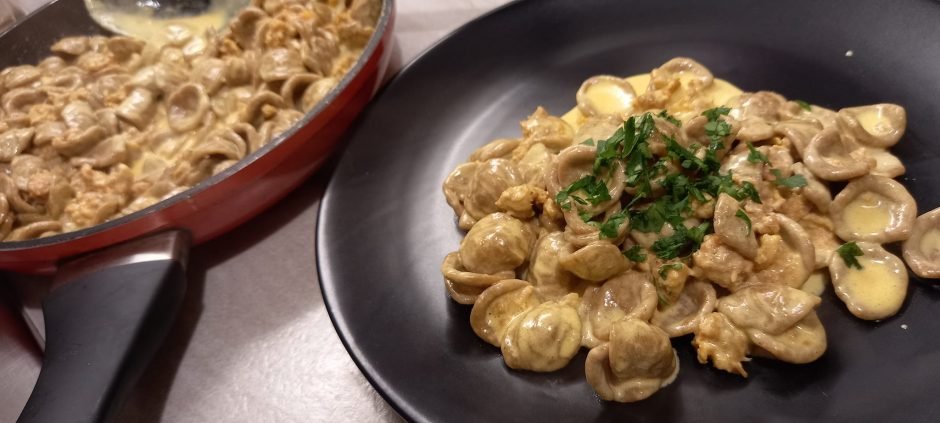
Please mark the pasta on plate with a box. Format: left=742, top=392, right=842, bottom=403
left=441, top=57, right=939, bottom=402
left=0, top=0, right=380, bottom=241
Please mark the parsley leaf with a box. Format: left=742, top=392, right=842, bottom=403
left=770, top=169, right=808, bottom=188
left=630, top=201, right=669, bottom=233
left=556, top=175, right=611, bottom=210
left=664, top=136, right=707, bottom=172
left=623, top=245, right=647, bottom=262
left=702, top=107, right=732, bottom=144
left=657, top=110, right=681, bottom=126
left=746, top=142, right=770, bottom=164
left=837, top=242, right=864, bottom=270
left=658, top=263, right=684, bottom=279
left=579, top=210, right=594, bottom=223
left=735, top=209, right=752, bottom=235
left=580, top=139, right=595, bottom=146
left=795, top=100, right=812, bottom=111
left=651, top=222, right=711, bottom=259
left=599, top=209, right=629, bottom=239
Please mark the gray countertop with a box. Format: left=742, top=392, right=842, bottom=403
left=0, top=1, right=512, bottom=421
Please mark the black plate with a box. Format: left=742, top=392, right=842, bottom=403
left=318, top=0, right=940, bottom=421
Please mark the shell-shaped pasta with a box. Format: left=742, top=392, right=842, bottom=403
left=116, top=87, right=157, bottom=129
left=903, top=207, right=940, bottom=279
left=259, top=48, right=305, bottom=82
left=51, top=36, right=89, bottom=56
left=2, top=66, right=42, bottom=90
left=69, top=133, right=128, bottom=169
left=239, top=91, right=286, bottom=126
left=105, top=36, right=145, bottom=61
left=520, top=106, right=575, bottom=151
left=802, top=127, right=874, bottom=181
left=191, top=126, right=248, bottom=162
left=830, top=175, right=917, bottom=243
left=61, top=101, right=97, bottom=130
left=864, top=147, right=906, bottom=178
left=0, top=195, right=14, bottom=239
left=0, top=128, right=34, bottom=162
left=470, top=279, right=541, bottom=347
left=443, top=162, right=478, bottom=221
left=0, top=173, right=40, bottom=213
left=231, top=122, right=263, bottom=154
left=717, top=283, right=821, bottom=335
left=279, top=73, right=321, bottom=110
left=527, top=232, right=581, bottom=300
left=224, top=55, right=254, bottom=87
left=441, top=252, right=515, bottom=304
left=747, top=312, right=826, bottom=364
left=501, top=294, right=582, bottom=372
left=53, top=125, right=107, bottom=156
left=651, top=280, right=717, bottom=337
left=10, top=155, right=45, bottom=191
left=191, top=58, right=228, bottom=95
left=580, top=271, right=658, bottom=348
left=459, top=212, right=535, bottom=275
left=774, top=119, right=822, bottom=158
left=515, top=142, right=552, bottom=189
left=576, top=75, right=637, bottom=117
left=470, top=138, right=520, bottom=162
left=302, top=28, right=340, bottom=76
left=799, top=213, right=841, bottom=269
left=4, top=220, right=62, bottom=241
left=691, top=312, right=750, bottom=377
left=713, top=193, right=758, bottom=259
left=838, top=104, right=906, bottom=148
left=652, top=57, right=714, bottom=87
left=547, top=144, right=624, bottom=216
left=300, top=77, right=338, bottom=111
left=463, top=159, right=523, bottom=221
left=167, top=83, right=211, bottom=133
left=229, top=7, right=268, bottom=50
left=3, top=88, right=47, bottom=114
left=559, top=241, right=628, bottom=282
left=573, top=114, right=621, bottom=145
left=830, top=242, right=908, bottom=321
left=585, top=319, right=678, bottom=403
left=791, top=163, right=831, bottom=213
left=728, top=92, right=785, bottom=142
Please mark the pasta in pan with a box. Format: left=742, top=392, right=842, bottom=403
left=0, top=0, right=380, bottom=241
left=441, top=57, right=939, bottom=402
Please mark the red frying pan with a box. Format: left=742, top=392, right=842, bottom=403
left=0, top=0, right=395, bottom=421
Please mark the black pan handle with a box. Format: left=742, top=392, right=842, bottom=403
left=17, top=230, right=190, bottom=423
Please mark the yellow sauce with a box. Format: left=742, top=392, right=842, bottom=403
left=582, top=80, right=635, bottom=116
left=843, top=192, right=894, bottom=235
left=561, top=73, right=742, bottom=131
left=85, top=0, right=230, bottom=45
left=840, top=256, right=906, bottom=316
left=801, top=270, right=829, bottom=296
left=921, top=228, right=940, bottom=256
left=855, top=108, right=889, bottom=136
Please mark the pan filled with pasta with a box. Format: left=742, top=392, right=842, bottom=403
left=0, top=0, right=394, bottom=421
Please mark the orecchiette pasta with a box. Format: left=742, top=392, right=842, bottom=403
left=440, top=57, right=930, bottom=403
left=0, top=0, right=380, bottom=241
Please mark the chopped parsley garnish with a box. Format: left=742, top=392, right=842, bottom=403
left=651, top=222, right=711, bottom=260
left=658, top=263, right=684, bottom=279
left=795, top=100, right=812, bottom=111
left=580, top=139, right=595, bottom=146
left=598, top=209, right=629, bottom=239
left=556, top=107, right=764, bottom=260
left=657, top=110, right=682, bottom=126
left=555, top=175, right=611, bottom=210
left=746, top=142, right=770, bottom=164
left=770, top=169, right=808, bottom=188
left=623, top=245, right=647, bottom=262
left=735, top=209, right=752, bottom=235
left=837, top=242, right=864, bottom=270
